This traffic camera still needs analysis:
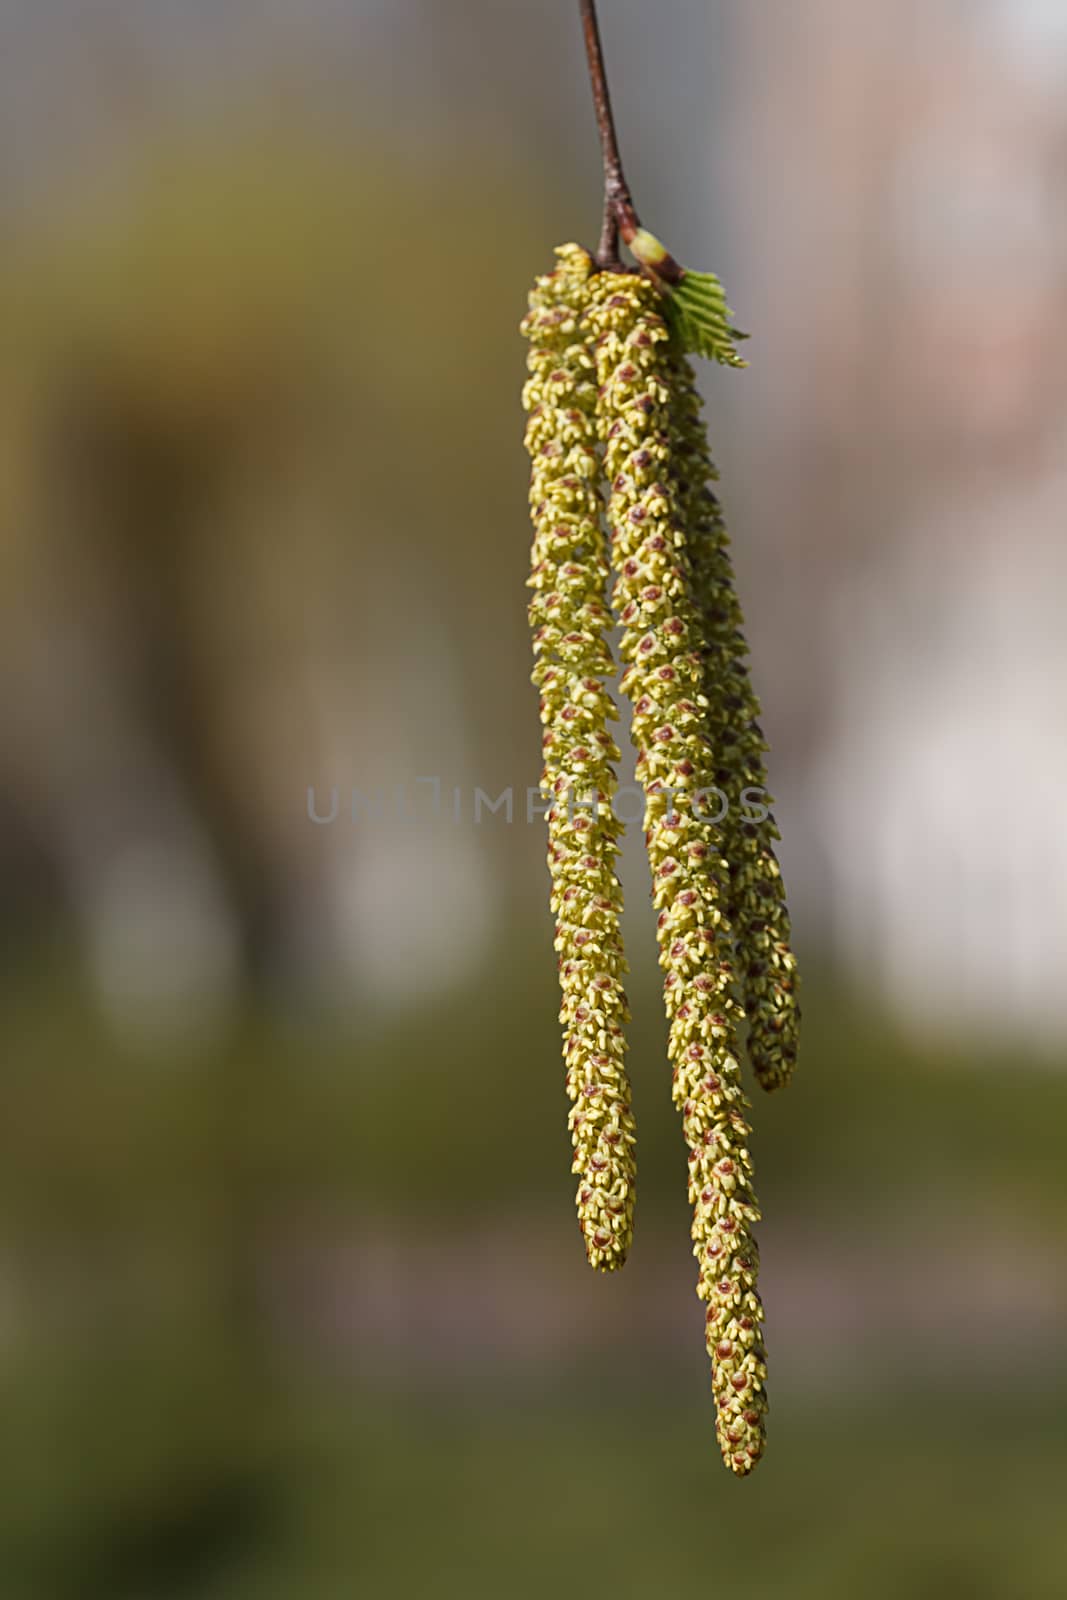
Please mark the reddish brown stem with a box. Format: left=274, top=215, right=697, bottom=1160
left=578, top=1, right=684, bottom=286
left=579, top=0, right=639, bottom=267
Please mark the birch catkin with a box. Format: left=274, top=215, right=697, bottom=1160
left=665, top=350, right=800, bottom=1092
left=520, top=233, right=798, bottom=1474
left=587, top=272, right=769, bottom=1473
left=521, top=245, right=637, bottom=1271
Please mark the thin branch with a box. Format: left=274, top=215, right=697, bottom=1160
left=598, top=189, right=620, bottom=272
left=578, top=0, right=684, bottom=285
left=579, top=0, right=638, bottom=265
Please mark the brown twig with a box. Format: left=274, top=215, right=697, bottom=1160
left=578, top=0, right=684, bottom=283
left=579, top=0, right=637, bottom=267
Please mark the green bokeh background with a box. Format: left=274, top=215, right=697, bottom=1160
left=1, top=3, right=1064, bottom=1595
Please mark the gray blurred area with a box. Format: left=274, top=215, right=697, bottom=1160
left=1, top=3, right=1066, bottom=1596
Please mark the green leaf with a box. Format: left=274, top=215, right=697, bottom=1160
left=666, top=269, right=748, bottom=367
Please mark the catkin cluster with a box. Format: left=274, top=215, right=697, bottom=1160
left=521, top=245, right=637, bottom=1271
left=665, top=351, right=800, bottom=1092
left=521, top=245, right=799, bottom=1474
left=587, top=273, right=768, bottom=1473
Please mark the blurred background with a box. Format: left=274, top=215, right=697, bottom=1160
left=1, top=0, right=1066, bottom=1594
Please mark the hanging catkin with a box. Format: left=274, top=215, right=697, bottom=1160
left=521, top=245, right=637, bottom=1271
left=665, top=350, right=800, bottom=1092
left=587, top=270, right=769, bottom=1474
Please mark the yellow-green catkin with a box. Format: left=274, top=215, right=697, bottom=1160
left=587, top=272, right=768, bottom=1473
left=521, top=245, right=637, bottom=1271
left=665, top=351, right=800, bottom=1092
